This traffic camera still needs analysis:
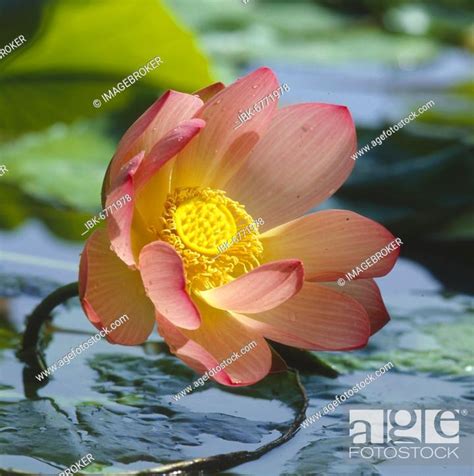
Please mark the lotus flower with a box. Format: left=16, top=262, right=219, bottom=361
left=79, top=68, right=400, bottom=386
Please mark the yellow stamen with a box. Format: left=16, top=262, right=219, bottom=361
left=159, top=187, right=263, bottom=291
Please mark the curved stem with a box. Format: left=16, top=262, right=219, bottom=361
left=18, top=281, right=310, bottom=473
left=133, top=370, right=308, bottom=475
left=21, top=282, right=79, bottom=352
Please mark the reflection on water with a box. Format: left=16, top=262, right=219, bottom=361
left=0, top=220, right=80, bottom=286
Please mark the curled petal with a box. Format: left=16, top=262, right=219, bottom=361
left=132, top=118, right=206, bottom=241
left=158, top=301, right=272, bottom=386
left=106, top=151, right=145, bottom=268
left=106, top=119, right=205, bottom=267
left=103, top=90, right=203, bottom=200
left=139, top=241, right=201, bottom=330
left=156, top=314, right=233, bottom=386
left=200, top=259, right=304, bottom=313
left=133, top=118, right=206, bottom=192
left=322, top=279, right=390, bottom=335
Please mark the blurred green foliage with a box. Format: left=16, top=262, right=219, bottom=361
left=168, top=0, right=473, bottom=80
left=0, top=122, right=115, bottom=210
left=337, top=125, right=474, bottom=239
left=0, top=0, right=214, bottom=135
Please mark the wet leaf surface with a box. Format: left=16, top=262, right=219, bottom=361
left=0, top=282, right=304, bottom=473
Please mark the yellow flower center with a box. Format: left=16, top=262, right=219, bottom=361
left=174, top=197, right=237, bottom=255
left=159, top=187, right=263, bottom=292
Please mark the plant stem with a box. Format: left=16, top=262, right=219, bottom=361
left=18, top=282, right=311, bottom=472
left=21, top=282, right=79, bottom=352
left=119, top=370, right=309, bottom=476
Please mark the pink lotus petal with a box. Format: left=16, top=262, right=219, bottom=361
left=172, top=67, right=279, bottom=190
left=233, top=281, right=370, bottom=351
left=133, top=118, right=206, bottom=191
left=76, top=67, right=400, bottom=388
left=106, top=119, right=205, bottom=267
left=261, top=210, right=400, bottom=281
left=225, top=104, right=357, bottom=231
left=79, top=228, right=155, bottom=345
left=162, top=300, right=272, bottom=386
left=106, top=151, right=145, bottom=268
left=208, top=130, right=260, bottom=189
left=139, top=241, right=201, bottom=330
left=193, top=82, right=226, bottom=102
left=322, top=279, right=390, bottom=335
left=103, top=90, right=203, bottom=199
left=132, top=118, right=206, bottom=238
left=155, top=313, right=233, bottom=386
left=200, top=259, right=304, bottom=313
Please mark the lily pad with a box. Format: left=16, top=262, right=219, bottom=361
left=317, top=292, right=474, bottom=376
left=286, top=372, right=473, bottom=474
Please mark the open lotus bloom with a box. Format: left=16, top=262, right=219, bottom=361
left=79, top=67, right=400, bottom=386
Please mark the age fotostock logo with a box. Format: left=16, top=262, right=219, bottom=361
left=349, top=408, right=466, bottom=461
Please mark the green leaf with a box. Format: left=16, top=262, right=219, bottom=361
left=0, top=349, right=304, bottom=472
left=270, top=341, right=339, bottom=378
left=0, top=121, right=114, bottom=210
left=0, top=0, right=214, bottom=134
left=0, top=184, right=91, bottom=242
left=318, top=293, right=474, bottom=376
